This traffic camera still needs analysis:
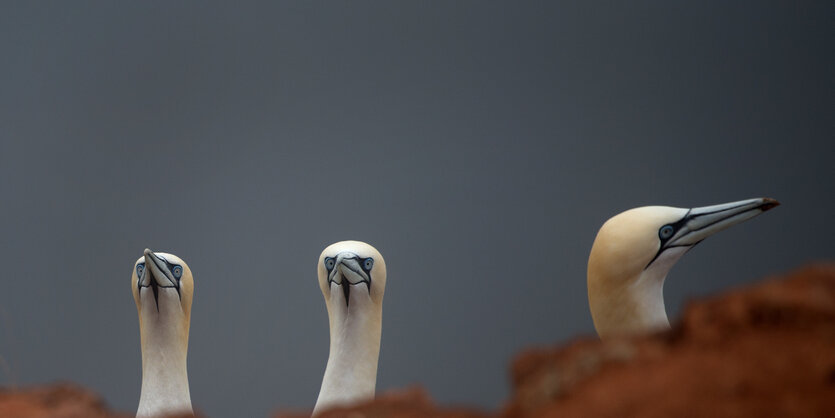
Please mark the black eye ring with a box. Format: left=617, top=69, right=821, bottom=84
left=324, top=257, right=335, bottom=270
left=362, top=258, right=374, bottom=271
left=659, top=225, right=675, bottom=240
left=172, top=265, right=183, bottom=279
left=136, top=264, right=145, bottom=276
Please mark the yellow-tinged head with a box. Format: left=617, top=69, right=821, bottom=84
left=318, top=240, right=386, bottom=308
left=131, top=249, right=194, bottom=327
left=588, top=198, right=779, bottom=338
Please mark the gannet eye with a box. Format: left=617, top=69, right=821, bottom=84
left=324, top=257, right=335, bottom=270
left=172, top=265, right=183, bottom=279
left=659, top=225, right=675, bottom=240
left=136, top=264, right=145, bottom=277
left=362, top=258, right=374, bottom=271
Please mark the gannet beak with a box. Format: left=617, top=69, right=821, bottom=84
left=140, top=248, right=182, bottom=311
left=327, top=252, right=372, bottom=306
left=144, top=249, right=177, bottom=288
left=666, top=197, right=780, bottom=248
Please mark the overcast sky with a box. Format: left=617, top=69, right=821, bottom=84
left=0, top=2, right=832, bottom=417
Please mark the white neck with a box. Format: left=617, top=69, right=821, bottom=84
left=590, top=247, right=686, bottom=338
left=313, top=287, right=382, bottom=416
left=137, top=292, right=192, bottom=417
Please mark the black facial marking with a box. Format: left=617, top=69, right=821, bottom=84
left=342, top=282, right=351, bottom=305
left=325, top=255, right=373, bottom=307
left=645, top=210, right=691, bottom=269
left=151, top=281, right=160, bottom=311
left=137, top=254, right=183, bottom=312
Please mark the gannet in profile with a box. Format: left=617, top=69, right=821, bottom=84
left=313, top=240, right=387, bottom=416
left=131, top=249, right=195, bottom=417
left=588, top=198, right=779, bottom=339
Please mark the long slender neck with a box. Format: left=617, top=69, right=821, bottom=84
left=314, top=289, right=382, bottom=416
left=589, top=248, right=686, bottom=339
left=590, top=271, right=669, bottom=338
left=137, top=295, right=192, bottom=417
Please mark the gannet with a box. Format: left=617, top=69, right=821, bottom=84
left=588, top=198, right=779, bottom=339
left=313, top=240, right=387, bottom=416
left=131, top=249, right=195, bottom=417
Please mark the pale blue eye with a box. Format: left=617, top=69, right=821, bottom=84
left=172, top=265, right=183, bottom=279
left=324, top=257, right=335, bottom=270
left=659, top=225, right=675, bottom=240
left=363, top=258, right=374, bottom=271
left=136, top=264, right=145, bottom=277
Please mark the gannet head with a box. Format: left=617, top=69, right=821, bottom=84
left=318, top=240, right=386, bottom=309
left=131, top=248, right=194, bottom=328
left=588, top=197, right=779, bottom=338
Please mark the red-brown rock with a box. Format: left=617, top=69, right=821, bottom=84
left=0, top=382, right=202, bottom=418
left=274, top=386, right=490, bottom=418
left=502, top=264, right=835, bottom=418
left=0, top=383, right=129, bottom=418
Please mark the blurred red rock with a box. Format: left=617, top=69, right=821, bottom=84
left=0, top=383, right=129, bottom=418
left=274, top=386, right=490, bottom=418
left=502, top=264, right=835, bottom=418
left=0, top=382, right=201, bottom=418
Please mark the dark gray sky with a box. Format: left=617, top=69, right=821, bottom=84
left=0, top=2, right=832, bottom=417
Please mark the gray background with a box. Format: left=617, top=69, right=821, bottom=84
left=0, top=2, right=832, bottom=417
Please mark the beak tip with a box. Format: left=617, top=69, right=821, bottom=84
left=761, top=198, right=780, bottom=212
left=144, top=248, right=153, bottom=256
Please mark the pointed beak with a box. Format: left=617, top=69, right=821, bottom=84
left=337, top=258, right=367, bottom=285
left=144, top=248, right=176, bottom=287
left=667, top=197, right=780, bottom=248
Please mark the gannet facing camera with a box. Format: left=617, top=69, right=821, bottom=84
left=588, top=198, right=779, bottom=339
left=313, top=240, right=387, bottom=416
left=131, top=249, right=195, bottom=417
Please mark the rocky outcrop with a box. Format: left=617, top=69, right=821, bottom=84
left=0, top=383, right=129, bottom=418
left=275, top=387, right=489, bottom=418
left=502, top=264, right=835, bottom=418
left=0, top=383, right=200, bottom=418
